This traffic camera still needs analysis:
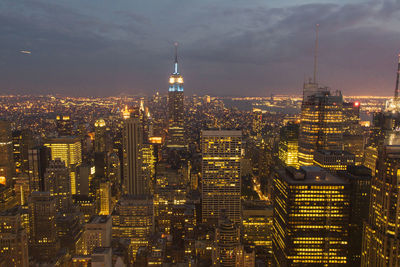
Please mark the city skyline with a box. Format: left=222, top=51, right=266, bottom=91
left=1, top=0, right=400, bottom=97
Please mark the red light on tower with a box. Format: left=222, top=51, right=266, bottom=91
left=354, top=101, right=360, bottom=107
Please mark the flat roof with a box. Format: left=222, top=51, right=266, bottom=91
left=278, top=166, right=348, bottom=185
left=201, top=130, right=242, bottom=136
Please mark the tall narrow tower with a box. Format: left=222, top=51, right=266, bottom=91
left=167, top=43, right=186, bottom=148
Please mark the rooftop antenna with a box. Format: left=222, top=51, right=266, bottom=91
left=174, top=42, right=179, bottom=74
left=395, top=53, right=400, bottom=101
left=313, top=24, right=319, bottom=84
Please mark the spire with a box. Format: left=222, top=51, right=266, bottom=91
left=395, top=53, right=400, bottom=101
left=314, top=24, right=319, bottom=84
left=174, top=42, right=179, bottom=74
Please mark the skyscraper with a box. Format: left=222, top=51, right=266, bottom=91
left=123, top=117, right=144, bottom=195
left=167, top=43, right=185, bottom=148
left=201, top=130, right=242, bottom=224
left=28, top=145, right=51, bottom=192
left=44, top=136, right=82, bottom=195
left=278, top=122, right=299, bottom=168
left=12, top=129, right=33, bottom=174
left=273, top=166, right=350, bottom=266
left=343, top=101, right=364, bottom=165
left=94, top=118, right=107, bottom=153
left=0, top=120, right=14, bottom=186
left=298, top=88, right=344, bottom=166
left=362, top=133, right=400, bottom=266
left=28, top=191, right=59, bottom=262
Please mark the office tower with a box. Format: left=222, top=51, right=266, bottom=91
left=99, top=179, right=111, bottom=215
left=112, top=195, right=153, bottom=264
left=123, top=117, right=146, bottom=195
left=56, top=115, right=73, bottom=136
left=337, top=166, right=371, bottom=266
left=13, top=174, right=30, bottom=205
left=363, top=146, right=378, bottom=173
left=28, top=192, right=59, bottom=262
left=167, top=43, right=186, bottom=148
left=12, top=129, right=33, bottom=174
left=298, top=89, right=344, bottom=166
left=212, top=213, right=241, bottom=266
left=343, top=102, right=364, bottom=165
left=44, top=159, right=72, bottom=212
left=362, top=133, right=400, bottom=266
left=0, top=206, right=29, bottom=267
left=313, top=149, right=355, bottom=171
left=0, top=187, right=17, bottom=212
left=273, top=166, right=350, bottom=266
left=201, top=130, right=242, bottom=224
left=0, top=120, right=14, bottom=186
left=82, top=215, right=111, bottom=255
left=44, top=136, right=82, bottom=195
left=73, top=195, right=97, bottom=223
left=28, top=145, right=50, bottom=192
left=278, top=122, right=299, bottom=168
left=252, top=108, right=263, bottom=138
left=91, top=247, right=112, bottom=267
left=242, top=201, right=273, bottom=264
left=138, top=143, right=156, bottom=194
left=94, top=118, right=107, bottom=153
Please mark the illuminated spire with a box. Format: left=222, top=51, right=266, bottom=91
left=395, top=53, right=400, bottom=101
left=174, top=42, right=179, bottom=74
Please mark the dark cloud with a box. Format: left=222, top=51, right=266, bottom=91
left=0, top=0, right=399, bottom=96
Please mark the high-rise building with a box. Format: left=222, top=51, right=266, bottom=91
left=56, top=115, right=73, bottom=136
left=28, top=145, right=50, bottom=192
left=362, top=133, right=400, bottom=266
left=0, top=206, right=29, bottom=267
left=201, top=130, right=242, bottom=224
left=278, top=122, right=299, bottom=168
left=167, top=43, right=186, bottom=148
left=273, top=166, right=350, bottom=266
left=0, top=120, right=15, bottom=186
left=94, top=118, right=107, bottom=153
left=313, top=149, right=355, bottom=171
left=13, top=174, right=30, bottom=206
left=337, top=165, right=371, bottom=266
left=12, top=129, right=33, bottom=175
left=212, top=213, right=241, bottom=266
left=99, top=179, right=111, bottom=215
left=44, top=136, right=82, bottom=195
left=123, top=117, right=145, bottom=195
left=82, top=215, right=111, bottom=255
left=44, top=159, right=72, bottom=212
left=342, top=101, right=364, bottom=165
left=28, top=191, right=59, bottom=262
left=112, top=195, right=153, bottom=264
left=298, top=89, right=344, bottom=166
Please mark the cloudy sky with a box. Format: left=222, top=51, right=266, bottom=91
left=0, top=0, right=399, bottom=96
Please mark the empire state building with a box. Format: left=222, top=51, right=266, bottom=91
left=167, top=43, right=186, bottom=148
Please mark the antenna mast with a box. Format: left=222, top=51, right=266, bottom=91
left=314, top=24, right=319, bottom=84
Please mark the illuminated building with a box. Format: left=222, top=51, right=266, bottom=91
left=0, top=206, right=28, bottom=267
left=298, top=89, right=344, bottom=166
left=82, top=215, right=111, bottom=255
left=94, top=118, right=107, bottom=153
left=28, top=191, right=59, bottom=262
left=45, top=136, right=82, bottom=195
left=252, top=108, right=263, bottom=138
left=242, top=201, right=273, bottom=263
left=44, top=159, right=72, bottom=212
left=28, top=145, right=50, bottom=192
left=56, top=115, right=73, bottom=136
left=0, top=186, right=17, bottom=212
left=362, top=132, right=400, bottom=266
left=99, top=179, right=111, bottom=215
left=363, top=146, right=378, bottom=174
left=313, top=149, right=355, bottom=171
left=201, top=130, right=242, bottom=224
left=91, top=247, right=112, bottom=267
left=273, top=166, right=350, bottom=266
left=73, top=195, right=97, bottom=223
left=13, top=174, right=30, bottom=206
left=278, top=122, right=299, bottom=168
left=12, top=130, right=33, bottom=174
left=212, top=213, right=241, bottom=266
left=167, top=43, right=186, bottom=148
left=138, top=143, right=156, bottom=194
left=123, top=117, right=146, bottom=195
left=0, top=120, right=14, bottom=186
left=343, top=102, right=364, bottom=165
left=112, top=195, right=153, bottom=263
left=337, top=166, right=371, bottom=266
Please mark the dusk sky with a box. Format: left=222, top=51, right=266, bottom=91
left=1, top=0, right=400, bottom=97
